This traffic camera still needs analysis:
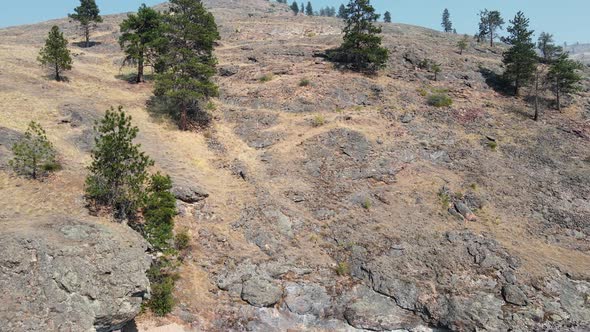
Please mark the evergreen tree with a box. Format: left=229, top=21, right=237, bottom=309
left=338, top=4, right=346, bottom=18
left=328, top=0, right=388, bottom=72
left=119, top=4, right=163, bottom=83
left=144, top=173, right=177, bottom=251
left=547, top=53, right=583, bottom=111
left=441, top=9, right=452, bottom=33
left=301, top=3, right=305, bottom=15
left=37, top=26, right=72, bottom=81
left=154, top=0, right=220, bottom=130
left=502, top=11, right=538, bottom=96
left=9, top=122, right=58, bottom=180
left=383, top=11, right=391, bottom=23
left=86, top=106, right=154, bottom=220
left=306, top=2, right=314, bottom=16
left=457, top=35, right=469, bottom=55
left=69, top=0, right=103, bottom=48
left=537, top=32, right=563, bottom=63
left=478, top=9, right=504, bottom=47
left=290, top=1, right=299, bottom=15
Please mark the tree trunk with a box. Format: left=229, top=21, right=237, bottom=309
left=534, top=70, right=539, bottom=121
left=180, top=105, right=188, bottom=131
left=556, top=83, right=561, bottom=112
left=490, top=29, right=493, bottom=47
left=55, top=63, right=60, bottom=81
left=515, top=78, right=519, bottom=96
left=85, top=25, right=90, bottom=48
left=137, top=55, right=144, bottom=83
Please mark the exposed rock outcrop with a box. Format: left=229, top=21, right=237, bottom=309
left=0, top=218, right=151, bottom=332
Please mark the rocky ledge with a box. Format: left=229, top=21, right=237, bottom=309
left=0, top=217, right=151, bottom=332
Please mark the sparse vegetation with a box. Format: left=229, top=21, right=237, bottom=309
left=37, top=26, right=72, bottom=81
left=312, top=114, right=325, bottom=127
left=9, top=122, right=58, bottom=180
left=175, top=229, right=191, bottom=251
left=487, top=140, right=498, bottom=151
left=362, top=197, right=372, bottom=209
left=299, top=78, right=311, bottom=86
left=259, top=73, right=274, bottom=82
left=144, top=173, right=177, bottom=252
left=427, top=93, right=453, bottom=107
left=85, top=106, right=154, bottom=220
left=438, top=190, right=451, bottom=210
left=335, top=261, right=350, bottom=276
left=457, top=35, right=469, bottom=55
left=69, top=0, right=103, bottom=48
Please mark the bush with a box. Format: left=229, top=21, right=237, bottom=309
left=427, top=94, right=453, bottom=107
left=10, top=121, right=58, bottom=179
left=311, top=114, right=325, bottom=127
left=146, top=263, right=176, bottom=316
left=144, top=173, right=177, bottom=251
left=175, top=229, right=191, bottom=250
left=335, top=261, right=349, bottom=276
left=362, top=197, right=372, bottom=209
left=258, top=74, right=273, bottom=82
left=299, top=78, right=311, bottom=87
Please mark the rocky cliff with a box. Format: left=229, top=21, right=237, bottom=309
left=0, top=218, right=151, bottom=332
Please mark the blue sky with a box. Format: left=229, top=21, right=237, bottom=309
left=0, top=0, right=587, bottom=44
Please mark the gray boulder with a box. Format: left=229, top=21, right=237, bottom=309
left=502, top=284, right=528, bottom=306
left=283, top=282, right=331, bottom=316
left=172, top=181, right=209, bottom=203
left=0, top=217, right=151, bottom=332
left=241, top=276, right=283, bottom=307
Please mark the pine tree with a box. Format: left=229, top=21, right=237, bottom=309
left=37, top=26, right=72, bottom=81
left=478, top=9, right=504, bottom=47
left=144, top=173, right=177, bottom=251
left=338, top=4, right=346, bottom=18
left=328, top=0, right=388, bottom=72
left=69, top=0, right=103, bottom=48
left=9, top=121, right=58, bottom=180
left=547, top=53, right=583, bottom=111
left=537, top=32, right=563, bottom=63
left=441, top=9, right=452, bottom=33
left=154, top=0, right=220, bottom=130
left=502, top=11, right=538, bottom=96
left=86, top=106, right=154, bottom=220
left=306, top=2, right=314, bottom=16
left=290, top=1, right=299, bottom=15
left=119, top=4, right=163, bottom=83
left=301, top=3, right=305, bottom=15
left=383, top=11, right=391, bottom=23
left=457, top=35, right=469, bottom=55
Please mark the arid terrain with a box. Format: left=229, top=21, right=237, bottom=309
left=1, top=0, right=589, bottom=331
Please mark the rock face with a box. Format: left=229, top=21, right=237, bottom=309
left=0, top=218, right=151, bottom=332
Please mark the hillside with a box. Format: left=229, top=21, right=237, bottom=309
left=1, top=0, right=589, bottom=331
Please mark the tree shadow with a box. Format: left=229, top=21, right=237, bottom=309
left=72, top=41, right=102, bottom=48
left=44, top=75, right=70, bottom=82
left=478, top=66, right=512, bottom=96
left=146, top=95, right=212, bottom=129
left=316, top=48, right=380, bottom=76
left=115, top=73, right=155, bottom=84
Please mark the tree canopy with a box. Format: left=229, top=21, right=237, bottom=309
left=478, top=9, right=504, bottom=47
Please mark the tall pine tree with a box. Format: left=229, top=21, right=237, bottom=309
left=38, top=26, right=72, bottom=81
left=154, top=0, right=220, bottom=130
left=306, top=2, right=314, bottom=16
left=537, top=32, right=562, bottom=63
left=547, top=54, right=583, bottom=111
left=441, top=9, right=452, bottom=32
left=69, top=0, right=103, bottom=48
left=119, top=4, right=164, bottom=83
left=502, top=11, right=538, bottom=96
left=338, top=4, right=346, bottom=18
left=328, top=0, right=388, bottom=72
left=290, top=1, right=299, bottom=15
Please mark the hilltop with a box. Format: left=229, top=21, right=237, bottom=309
left=0, top=0, right=589, bottom=331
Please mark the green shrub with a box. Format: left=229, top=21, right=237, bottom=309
left=299, top=78, right=311, bottom=87
left=488, top=140, right=498, bottom=151
left=427, top=94, right=453, bottom=107
left=362, top=197, right=372, bottom=209
left=311, top=114, right=325, bottom=127
left=9, top=121, right=58, bottom=179
left=205, top=101, right=216, bottom=111
left=335, top=261, right=349, bottom=276
left=175, top=229, right=191, bottom=250
left=144, top=173, right=177, bottom=251
left=146, top=264, right=176, bottom=316
left=258, top=74, right=273, bottom=82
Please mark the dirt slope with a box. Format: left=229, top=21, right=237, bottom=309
left=1, top=0, right=589, bottom=331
